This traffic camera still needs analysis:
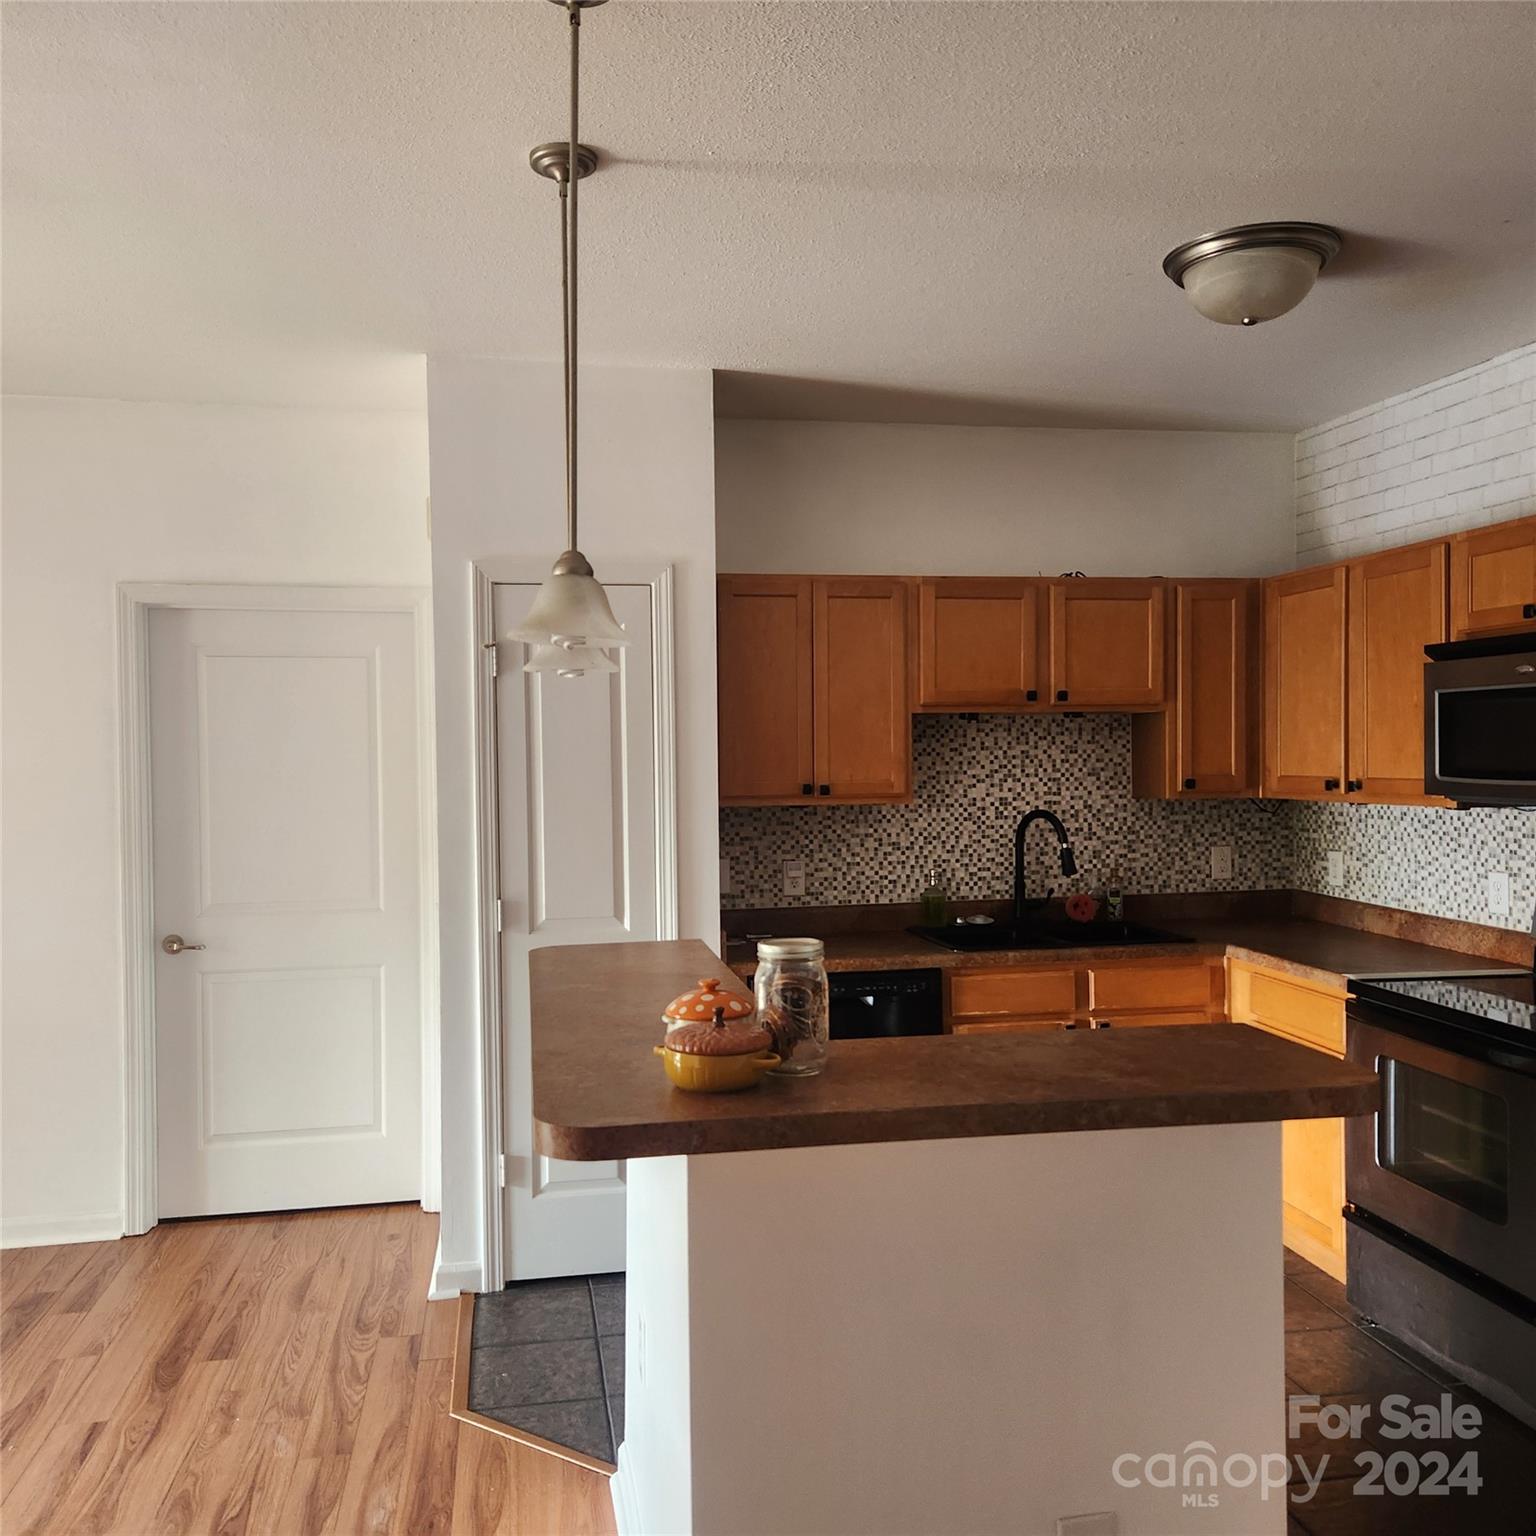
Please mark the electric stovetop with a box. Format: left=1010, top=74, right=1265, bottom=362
left=1352, top=971, right=1536, bottom=1052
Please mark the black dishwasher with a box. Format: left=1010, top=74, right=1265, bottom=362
left=827, top=968, right=944, bottom=1039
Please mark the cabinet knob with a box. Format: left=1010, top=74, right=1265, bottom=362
left=1025, top=689, right=1038, bottom=702
left=1324, top=778, right=1340, bottom=791
left=1524, top=603, right=1536, bottom=619
left=1182, top=777, right=1197, bottom=790
left=1347, top=778, right=1363, bottom=793
left=1055, top=689, right=1069, bottom=703
left=802, top=783, right=814, bottom=796
left=818, top=784, right=831, bottom=796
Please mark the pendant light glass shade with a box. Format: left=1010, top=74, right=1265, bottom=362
left=506, top=558, right=629, bottom=650
left=523, top=640, right=620, bottom=677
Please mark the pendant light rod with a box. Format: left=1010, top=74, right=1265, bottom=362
left=564, top=0, right=580, bottom=558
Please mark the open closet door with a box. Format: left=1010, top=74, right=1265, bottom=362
left=493, top=580, right=665, bottom=1279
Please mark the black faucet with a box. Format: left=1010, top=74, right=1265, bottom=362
left=1012, top=808, right=1078, bottom=928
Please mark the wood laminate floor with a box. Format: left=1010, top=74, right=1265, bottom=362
left=0, top=1204, right=615, bottom=1536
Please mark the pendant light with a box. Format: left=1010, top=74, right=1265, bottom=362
left=1162, top=222, right=1343, bottom=327
left=509, top=0, right=627, bottom=675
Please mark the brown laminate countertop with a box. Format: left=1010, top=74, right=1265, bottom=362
left=723, top=916, right=1525, bottom=989
left=531, top=940, right=1380, bottom=1161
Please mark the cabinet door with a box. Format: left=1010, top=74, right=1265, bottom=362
left=917, top=579, right=1043, bottom=708
left=1047, top=580, right=1166, bottom=709
left=1450, top=517, right=1536, bottom=638
left=717, top=575, right=814, bottom=804
left=1348, top=542, right=1448, bottom=802
left=1177, top=580, right=1257, bottom=795
left=813, top=578, right=911, bottom=802
left=1263, top=564, right=1347, bottom=799
left=1228, top=960, right=1348, bottom=1281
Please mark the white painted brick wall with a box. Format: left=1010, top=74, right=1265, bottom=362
left=1290, top=341, right=1536, bottom=934
left=1294, top=341, right=1536, bottom=563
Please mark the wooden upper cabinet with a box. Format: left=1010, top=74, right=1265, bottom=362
left=916, top=579, right=1043, bottom=709
left=1347, top=542, right=1448, bottom=802
left=1450, top=517, right=1536, bottom=638
left=1177, top=580, right=1256, bottom=795
left=717, top=575, right=911, bottom=806
left=814, top=578, right=911, bottom=801
left=1263, top=564, right=1347, bottom=799
left=1130, top=579, right=1256, bottom=798
left=716, top=575, right=814, bottom=803
left=1047, top=579, right=1166, bottom=709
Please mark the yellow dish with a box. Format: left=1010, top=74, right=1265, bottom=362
left=653, top=1044, right=781, bottom=1093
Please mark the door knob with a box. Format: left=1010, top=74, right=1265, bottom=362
left=161, top=934, right=206, bottom=955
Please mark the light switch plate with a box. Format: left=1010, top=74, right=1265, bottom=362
left=1488, top=870, right=1512, bottom=916
left=782, top=858, right=806, bottom=898
left=1327, top=849, right=1345, bottom=886
left=1210, top=845, right=1234, bottom=881
left=719, top=856, right=732, bottom=896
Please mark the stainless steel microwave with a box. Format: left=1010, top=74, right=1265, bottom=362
left=1424, top=633, right=1536, bottom=806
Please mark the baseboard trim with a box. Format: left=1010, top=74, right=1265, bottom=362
left=0, top=1212, right=124, bottom=1249
left=609, top=1442, right=641, bottom=1535
left=428, top=1233, right=482, bottom=1300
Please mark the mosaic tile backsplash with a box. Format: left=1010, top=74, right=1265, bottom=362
left=720, top=714, right=1292, bottom=910
left=1290, top=802, right=1536, bottom=935
left=721, top=714, right=1536, bottom=934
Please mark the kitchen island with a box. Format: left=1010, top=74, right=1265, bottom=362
left=533, top=940, right=1379, bottom=1536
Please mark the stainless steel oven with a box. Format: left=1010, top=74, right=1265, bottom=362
left=1423, top=632, right=1536, bottom=806
left=1345, top=981, right=1536, bottom=1424
left=1348, top=1008, right=1536, bottom=1302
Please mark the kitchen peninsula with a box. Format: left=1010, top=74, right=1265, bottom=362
left=532, top=940, right=1379, bottom=1536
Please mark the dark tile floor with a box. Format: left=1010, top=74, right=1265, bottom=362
left=469, top=1254, right=1536, bottom=1527
left=467, top=1272, right=623, bottom=1465
left=1282, top=1248, right=1535, bottom=1534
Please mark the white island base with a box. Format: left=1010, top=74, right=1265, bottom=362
left=611, top=1123, right=1286, bottom=1536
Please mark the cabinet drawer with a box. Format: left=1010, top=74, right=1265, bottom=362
left=948, top=967, right=1081, bottom=1020
left=1231, top=964, right=1346, bottom=1056
left=950, top=1016, right=1068, bottom=1036
left=1090, top=1009, right=1213, bottom=1029
left=1090, top=962, right=1217, bottom=1014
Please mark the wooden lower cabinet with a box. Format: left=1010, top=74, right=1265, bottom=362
left=945, top=957, right=1224, bottom=1034
left=1227, top=959, right=1348, bottom=1282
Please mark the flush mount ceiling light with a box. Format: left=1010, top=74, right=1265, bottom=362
left=1162, top=222, right=1343, bottom=327
left=507, top=0, right=627, bottom=676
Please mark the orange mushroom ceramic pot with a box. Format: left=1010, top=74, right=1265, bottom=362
left=661, top=977, right=755, bottom=1034
left=653, top=1006, right=780, bottom=1093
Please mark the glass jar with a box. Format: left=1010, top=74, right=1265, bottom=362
left=755, top=938, right=829, bottom=1076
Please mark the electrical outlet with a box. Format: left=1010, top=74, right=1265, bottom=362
left=782, top=858, right=806, bottom=898
left=1488, top=870, right=1512, bottom=916
left=1327, top=849, right=1345, bottom=886
left=1210, top=845, right=1234, bottom=881
left=1056, top=1516, right=1118, bottom=1536
left=719, top=856, right=732, bottom=896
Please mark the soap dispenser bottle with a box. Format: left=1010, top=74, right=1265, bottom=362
left=920, top=864, right=949, bottom=926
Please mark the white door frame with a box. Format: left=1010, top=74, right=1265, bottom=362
left=471, top=558, right=677, bottom=1292
left=117, top=581, right=441, bottom=1236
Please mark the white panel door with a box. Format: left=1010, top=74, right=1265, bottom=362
left=495, top=582, right=660, bottom=1279
left=150, top=607, right=422, bottom=1217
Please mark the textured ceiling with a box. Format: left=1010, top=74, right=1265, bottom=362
left=4, top=1, right=1534, bottom=428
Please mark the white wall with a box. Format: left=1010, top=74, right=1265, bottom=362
left=715, top=419, right=1296, bottom=576
left=0, top=395, right=431, bottom=1245
left=621, top=1127, right=1283, bottom=1535
left=425, top=359, right=718, bottom=1294
left=1296, top=342, right=1534, bottom=563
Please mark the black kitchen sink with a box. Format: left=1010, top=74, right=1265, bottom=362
left=908, top=920, right=1195, bottom=953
